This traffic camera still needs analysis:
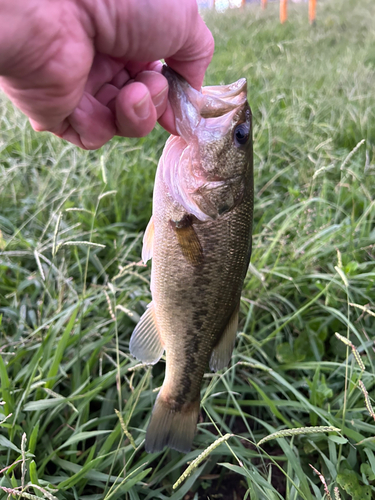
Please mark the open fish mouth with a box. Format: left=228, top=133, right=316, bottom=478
left=200, top=78, right=248, bottom=117
left=160, top=66, right=251, bottom=221
left=162, top=65, right=247, bottom=131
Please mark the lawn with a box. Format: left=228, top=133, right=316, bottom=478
left=1, top=0, right=375, bottom=498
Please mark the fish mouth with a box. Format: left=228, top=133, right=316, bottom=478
left=200, top=78, right=247, bottom=118
left=160, top=66, right=250, bottom=222
left=162, top=65, right=247, bottom=133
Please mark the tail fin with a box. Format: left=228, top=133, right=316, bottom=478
left=145, top=393, right=200, bottom=453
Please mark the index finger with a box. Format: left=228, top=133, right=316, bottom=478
left=165, top=12, right=214, bottom=90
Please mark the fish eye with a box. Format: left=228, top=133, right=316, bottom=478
left=234, top=123, right=249, bottom=147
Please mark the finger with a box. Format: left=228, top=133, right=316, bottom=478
left=57, top=126, right=86, bottom=149
left=111, top=69, right=131, bottom=89
left=85, top=0, right=214, bottom=91
left=125, top=62, right=153, bottom=79
left=29, top=117, right=68, bottom=137
left=115, top=82, right=157, bottom=137
left=165, top=14, right=214, bottom=90
left=0, top=27, right=93, bottom=132
left=95, top=83, right=119, bottom=106
left=85, top=54, right=124, bottom=96
left=64, top=93, right=116, bottom=149
left=158, top=101, right=178, bottom=136
left=147, top=61, right=164, bottom=73
left=135, top=63, right=177, bottom=134
left=134, top=71, right=168, bottom=118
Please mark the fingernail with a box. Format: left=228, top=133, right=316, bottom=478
left=134, top=93, right=151, bottom=119
left=153, top=85, right=168, bottom=110
left=78, top=94, right=94, bottom=115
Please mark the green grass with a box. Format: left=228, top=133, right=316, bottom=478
left=1, top=0, right=375, bottom=498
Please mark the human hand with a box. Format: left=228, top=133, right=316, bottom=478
left=0, top=0, right=214, bottom=149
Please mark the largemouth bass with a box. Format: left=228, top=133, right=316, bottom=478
left=130, top=66, right=253, bottom=453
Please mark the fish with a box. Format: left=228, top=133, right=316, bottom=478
left=130, top=65, right=253, bottom=453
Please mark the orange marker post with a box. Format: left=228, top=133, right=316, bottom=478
left=242, top=0, right=246, bottom=8
left=280, top=0, right=287, bottom=24
left=309, top=0, right=317, bottom=24
left=261, top=0, right=267, bottom=9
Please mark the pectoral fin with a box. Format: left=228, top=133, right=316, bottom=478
left=171, top=216, right=204, bottom=266
left=129, top=302, right=164, bottom=365
left=209, top=303, right=239, bottom=372
left=142, top=216, right=154, bottom=264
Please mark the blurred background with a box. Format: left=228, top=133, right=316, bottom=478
left=198, top=0, right=308, bottom=11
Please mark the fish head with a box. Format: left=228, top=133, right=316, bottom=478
left=162, top=66, right=252, bottom=221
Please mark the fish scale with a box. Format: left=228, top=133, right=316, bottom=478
left=129, top=66, right=253, bottom=453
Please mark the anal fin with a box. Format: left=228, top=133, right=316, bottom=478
left=129, top=302, right=164, bottom=364
left=142, top=216, right=154, bottom=264
left=209, top=303, right=239, bottom=372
